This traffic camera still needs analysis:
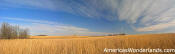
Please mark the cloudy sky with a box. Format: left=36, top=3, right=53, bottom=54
left=0, top=0, right=175, bottom=36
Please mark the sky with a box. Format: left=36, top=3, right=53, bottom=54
left=0, top=0, right=175, bottom=36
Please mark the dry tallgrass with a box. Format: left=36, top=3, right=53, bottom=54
left=0, top=33, right=175, bottom=54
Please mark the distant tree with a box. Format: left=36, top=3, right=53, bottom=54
left=37, top=35, right=48, bottom=36
left=0, top=22, right=29, bottom=39
left=107, top=33, right=127, bottom=36
left=11, top=25, right=19, bottom=38
left=19, top=28, right=29, bottom=38
left=0, top=22, right=12, bottom=39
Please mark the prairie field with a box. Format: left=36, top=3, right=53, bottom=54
left=0, top=33, right=175, bottom=54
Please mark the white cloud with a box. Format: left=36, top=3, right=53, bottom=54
left=24, top=23, right=111, bottom=36
left=111, top=0, right=175, bottom=32
left=137, top=20, right=175, bottom=32
left=0, top=0, right=119, bottom=20
left=0, top=17, right=111, bottom=36
left=1, top=0, right=175, bottom=32
left=1, top=17, right=57, bottom=25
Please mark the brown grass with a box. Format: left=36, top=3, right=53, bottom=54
left=0, top=33, right=175, bottom=54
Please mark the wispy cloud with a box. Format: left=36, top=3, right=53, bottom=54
left=24, top=23, right=111, bottom=36
left=115, top=0, right=175, bottom=32
left=1, top=17, right=57, bottom=25
left=137, top=20, right=175, bottom=32
left=0, top=0, right=119, bottom=20
left=1, top=0, right=175, bottom=32
left=0, top=17, right=111, bottom=36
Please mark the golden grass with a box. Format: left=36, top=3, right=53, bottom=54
left=0, top=33, right=175, bottom=54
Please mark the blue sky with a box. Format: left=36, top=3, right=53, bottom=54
left=0, top=0, right=175, bottom=36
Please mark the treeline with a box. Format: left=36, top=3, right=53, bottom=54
left=0, top=22, right=29, bottom=39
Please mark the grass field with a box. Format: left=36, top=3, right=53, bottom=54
left=0, top=33, right=175, bottom=54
